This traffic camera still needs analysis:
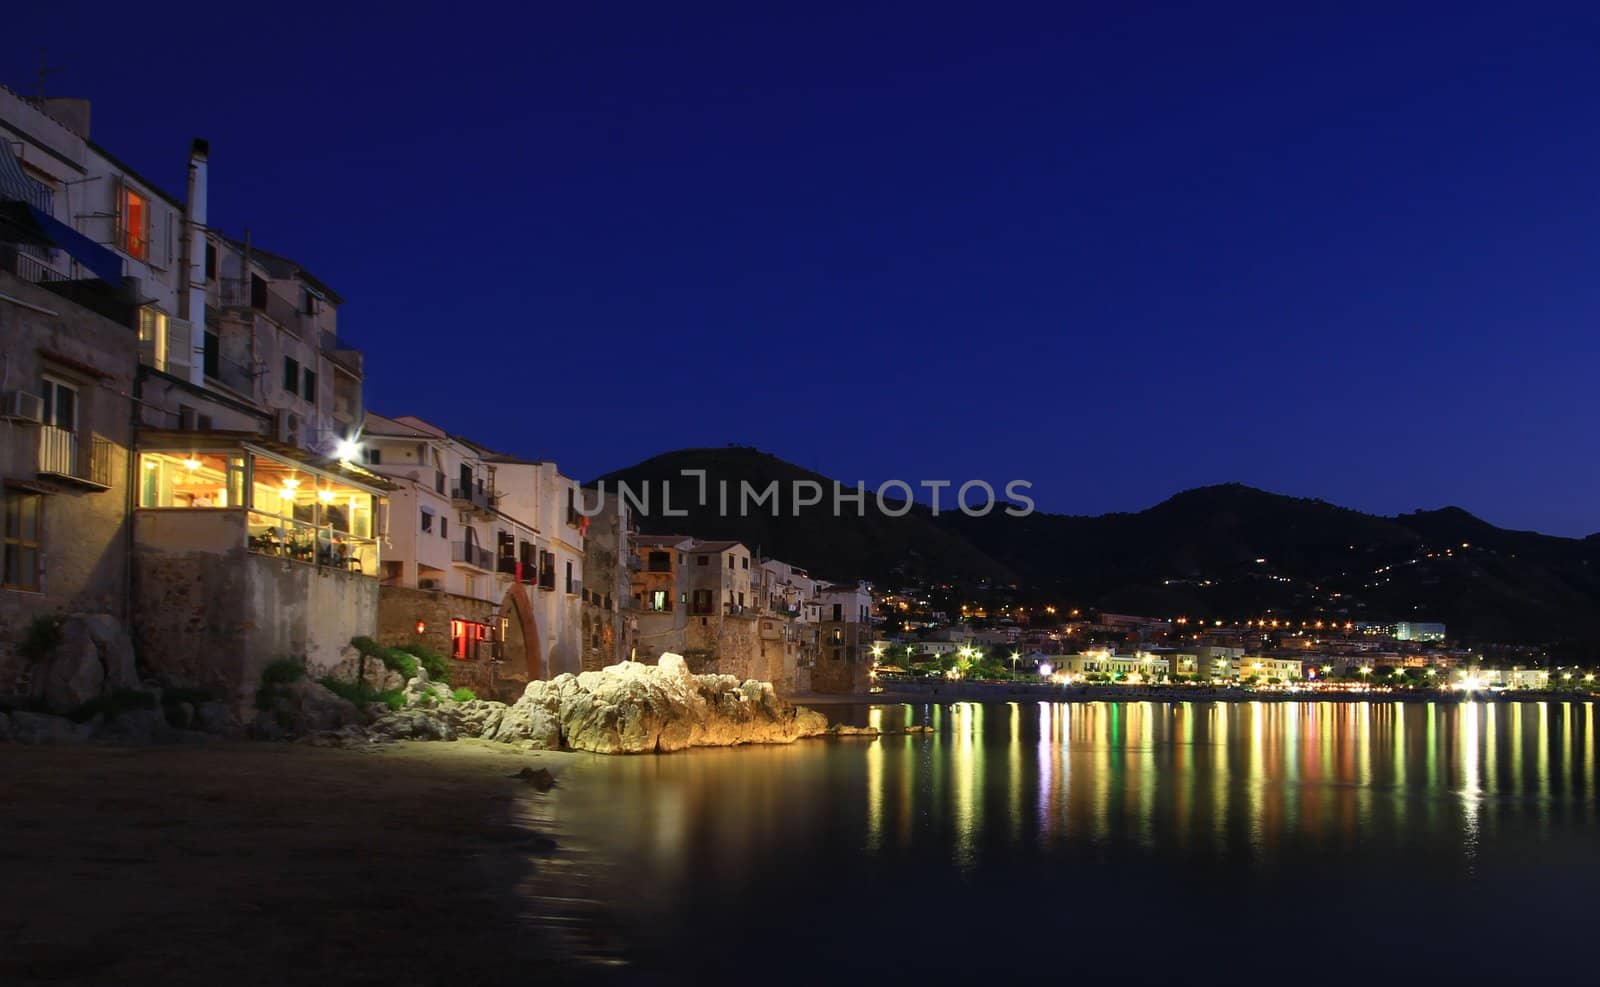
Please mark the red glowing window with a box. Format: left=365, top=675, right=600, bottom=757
left=122, top=187, right=148, bottom=259
left=450, top=619, right=490, bottom=659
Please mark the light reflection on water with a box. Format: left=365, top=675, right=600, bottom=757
left=544, top=700, right=1600, bottom=982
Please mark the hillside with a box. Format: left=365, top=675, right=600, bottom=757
left=590, top=450, right=1600, bottom=643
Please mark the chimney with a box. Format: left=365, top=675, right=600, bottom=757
left=31, top=97, right=91, bottom=138
left=182, top=138, right=209, bottom=387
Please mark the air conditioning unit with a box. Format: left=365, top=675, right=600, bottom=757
left=0, top=390, right=44, bottom=423
left=419, top=577, right=441, bottom=590
left=275, top=408, right=300, bottom=446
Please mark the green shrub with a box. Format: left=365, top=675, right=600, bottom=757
left=451, top=687, right=478, bottom=703
left=351, top=636, right=418, bottom=678
left=260, top=659, right=306, bottom=685
left=19, top=615, right=64, bottom=662
left=317, top=678, right=406, bottom=715
left=68, top=689, right=157, bottom=723
left=379, top=688, right=405, bottom=711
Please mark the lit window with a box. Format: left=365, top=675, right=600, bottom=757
left=138, top=452, right=242, bottom=508
left=121, top=186, right=148, bottom=259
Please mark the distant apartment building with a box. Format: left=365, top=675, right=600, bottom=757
left=1395, top=621, right=1446, bottom=643
left=1055, top=650, right=1171, bottom=681
left=362, top=414, right=587, bottom=697
left=2, top=88, right=388, bottom=709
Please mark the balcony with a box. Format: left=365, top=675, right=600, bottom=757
left=320, top=331, right=363, bottom=376
left=38, top=428, right=113, bottom=490
left=450, top=483, right=495, bottom=516
left=217, top=277, right=309, bottom=337
left=451, top=541, right=493, bottom=571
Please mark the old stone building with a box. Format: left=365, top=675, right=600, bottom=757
left=0, top=269, right=135, bottom=694
left=812, top=580, right=875, bottom=693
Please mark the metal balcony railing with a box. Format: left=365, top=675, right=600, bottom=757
left=450, top=541, right=493, bottom=570
left=38, top=428, right=112, bottom=489
left=450, top=483, right=492, bottom=513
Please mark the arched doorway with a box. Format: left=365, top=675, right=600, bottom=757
left=500, top=583, right=542, bottom=683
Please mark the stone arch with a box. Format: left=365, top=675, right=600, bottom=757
left=500, top=582, right=542, bottom=681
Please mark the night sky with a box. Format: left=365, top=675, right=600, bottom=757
left=6, top=3, right=1597, bottom=535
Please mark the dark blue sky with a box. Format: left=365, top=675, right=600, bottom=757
left=8, top=3, right=1598, bottom=535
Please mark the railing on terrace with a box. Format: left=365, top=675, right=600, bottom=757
left=38, top=428, right=113, bottom=489
left=450, top=483, right=492, bottom=513
left=245, top=511, right=378, bottom=576
left=217, top=277, right=309, bottom=336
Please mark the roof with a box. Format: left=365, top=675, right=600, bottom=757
left=138, top=428, right=397, bottom=492
left=219, top=236, right=344, bottom=305
left=686, top=540, right=743, bottom=553
left=634, top=534, right=692, bottom=548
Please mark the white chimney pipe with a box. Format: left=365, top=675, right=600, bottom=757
left=183, top=138, right=209, bottom=387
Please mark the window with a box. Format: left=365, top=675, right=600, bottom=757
left=451, top=618, right=490, bottom=660
left=647, top=551, right=671, bottom=572
left=738, top=592, right=745, bottom=608
left=697, top=555, right=708, bottom=567
left=365, top=448, right=382, bottom=466
left=301, top=287, right=317, bottom=316
left=40, top=377, right=78, bottom=432
left=421, top=510, right=433, bottom=534
left=440, top=515, right=448, bottom=538
left=741, top=557, right=749, bottom=570
left=691, top=589, right=714, bottom=614
left=204, top=243, right=217, bottom=281
left=120, top=185, right=148, bottom=259
left=138, top=452, right=243, bottom=508
left=832, top=604, right=842, bottom=621
left=2, top=490, right=42, bottom=591
left=283, top=356, right=299, bottom=394
left=302, top=367, right=317, bottom=403
left=203, top=331, right=219, bottom=380
left=728, top=555, right=735, bottom=570
left=565, top=560, right=574, bottom=594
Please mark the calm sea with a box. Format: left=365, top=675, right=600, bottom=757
left=539, top=701, right=1599, bottom=984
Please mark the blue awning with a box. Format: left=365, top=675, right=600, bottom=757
left=0, top=200, right=124, bottom=286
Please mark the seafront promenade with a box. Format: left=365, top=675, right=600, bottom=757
left=794, top=680, right=1597, bottom=705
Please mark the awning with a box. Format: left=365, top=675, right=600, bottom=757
left=0, top=200, right=124, bottom=286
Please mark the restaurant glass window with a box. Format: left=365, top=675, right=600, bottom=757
left=138, top=452, right=243, bottom=508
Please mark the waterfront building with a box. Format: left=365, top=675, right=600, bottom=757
left=1054, top=650, right=1171, bottom=682
left=0, top=267, right=135, bottom=691
left=813, top=580, right=875, bottom=693
left=1, top=89, right=389, bottom=710
left=629, top=534, right=693, bottom=662
left=362, top=413, right=587, bottom=697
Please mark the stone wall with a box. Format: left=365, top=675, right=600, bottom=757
left=375, top=584, right=531, bottom=702
left=131, top=511, right=378, bottom=711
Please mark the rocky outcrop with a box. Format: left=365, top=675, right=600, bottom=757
left=325, top=644, right=406, bottom=694
left=491, top=655, right=828, bottom=753
left=31, top=614, right=139, bottom=712
left=253, top=678, right=362, bottom=739
left=303, top=655, right=830, bottom=753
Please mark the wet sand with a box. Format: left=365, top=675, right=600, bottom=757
left=0, top=741, right=625, bottom=986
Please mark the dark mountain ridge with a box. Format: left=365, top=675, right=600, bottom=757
left=591, top=450, right=1600, bottom=644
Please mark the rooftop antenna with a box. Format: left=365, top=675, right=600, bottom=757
left=36, top=49, right=62, bottom=100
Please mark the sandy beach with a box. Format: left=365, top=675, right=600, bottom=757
left=0, top=741, right=627, bottom=987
